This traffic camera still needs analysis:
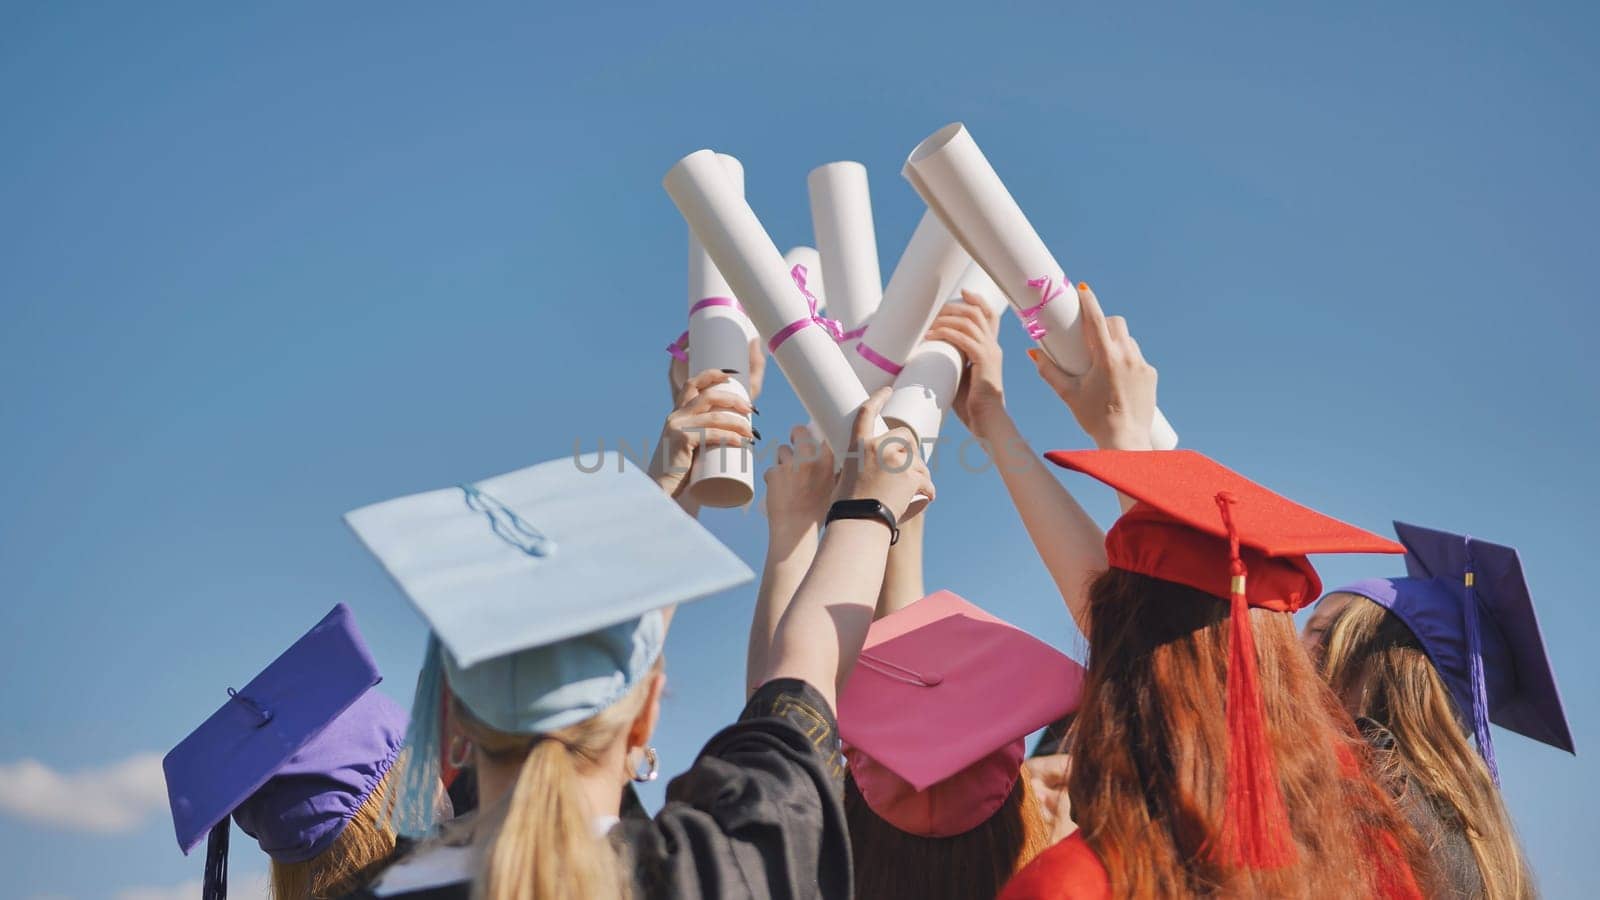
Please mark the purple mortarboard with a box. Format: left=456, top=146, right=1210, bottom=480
left=162, top=604, right=407, bottom=899
left=1332, top=522, right=1574, bottom=782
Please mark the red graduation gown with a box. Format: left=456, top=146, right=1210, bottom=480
left=997, top=830, right=1423, bottom=900
left=997, top=834, right=1109, bottom=900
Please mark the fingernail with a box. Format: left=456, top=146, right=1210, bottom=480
left=720, top=368, right=739, bottom=374
left=752, top=427, right=763, bottom=441
left=751, top=406, right=761, bottom=415
left=1077, top=282, right=1089, bottom=292
left=1026, top=348, right=1043, bottom=363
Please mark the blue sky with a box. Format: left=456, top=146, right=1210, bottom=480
left=2, top=1, right=1595, bottom=896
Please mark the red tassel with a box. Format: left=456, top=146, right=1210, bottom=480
left=1214, top=493, right=1296, bottom=869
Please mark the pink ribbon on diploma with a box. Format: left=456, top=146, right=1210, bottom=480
left=1018, top=275, right=1066, bottom=342
left=667, top=296, right=745, bottom=361
left=768, top=264, right=847, bottom=352
left=854, top=341, right=903, bottom=377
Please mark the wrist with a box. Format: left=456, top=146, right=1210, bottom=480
left=1092, top=424, right=1155, bottom=451
left=971, top=403, right=1018, bottom=442
left=968, top=390, right=1006, bottom=429
left=825, top=498, right=900, bottom=545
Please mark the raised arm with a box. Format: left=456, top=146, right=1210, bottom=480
left=927, top=284, right=1156, bottom=636
left=874, top=504, right=926, bottom=619
left=762, top=390, right=935, bottom=711
left=745, top=427, right=835, bottom=699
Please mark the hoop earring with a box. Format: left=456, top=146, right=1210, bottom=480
left=630, top=747, right=659, bottom=784
left=447, top=735, right=473, bottom=769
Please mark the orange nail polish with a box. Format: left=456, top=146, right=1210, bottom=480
left=1077, top=282, right=1089, bottom=292
left=1026, top=348, right=1043, bottom=363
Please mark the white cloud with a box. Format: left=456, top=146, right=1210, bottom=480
left=0, top=752, right=168, bottom=833
left=115, top=871, right=270, bottom=900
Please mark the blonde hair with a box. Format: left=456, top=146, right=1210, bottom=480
left=453, top=661, right=660, bottom=900
left=1320, top=594, right=1535, bottom=900
left=269, top=769, right=399, bottom=899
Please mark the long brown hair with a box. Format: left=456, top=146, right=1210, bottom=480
left=1320, top=594, right=1535, bottom=899
left=845, top=771, right=1050, bottom=900
left=269, top=770, right=398, bottom=899
left=450, top=662, right=659, bottom=900
left=1067, top=569, right=1436, bottom=897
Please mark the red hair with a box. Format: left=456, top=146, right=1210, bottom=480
left=1065, top=569, right=1437, bottom=897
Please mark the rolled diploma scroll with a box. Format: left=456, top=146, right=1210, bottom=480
left=903, top=123, right=1179, bottom=450
left=783, top=247, right=832, bottom=450
left=686, top=153, right=760, bottom=507
left=807, top=162, right=883, bottom=334
left=666, top=150, right=883, bottom=460
left=848, top=209, right=970, bottom=394
left=881, top=265, right=1009, bottom=460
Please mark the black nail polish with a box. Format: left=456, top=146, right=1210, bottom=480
left=752, top=427, right=763, bottom=441
left=752, top=406, right=762, bottom=415
left=720, top=368, right=740, bottom=374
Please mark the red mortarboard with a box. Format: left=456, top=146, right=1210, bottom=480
left=1043, top=450, right=1404, bottom=869
left=837, top=591, right=1086, bottom=837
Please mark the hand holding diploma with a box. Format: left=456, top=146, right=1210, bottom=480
left=922, top=288, right=1009, bottom=438
left=903, top=122, right=1178, bottom=449
left=1029, top=282, right=1161, bottom=453
left=880, top=265, right=1009, bottom=456
left=650, top=370, right=758, bottom=502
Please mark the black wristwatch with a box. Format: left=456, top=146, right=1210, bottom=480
left=825, top=499, right=899, bottom=545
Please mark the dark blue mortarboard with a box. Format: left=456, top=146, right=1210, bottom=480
left=1331, top=521, right=1574, bottom=781
left=163, top=604, right=406, bottom=899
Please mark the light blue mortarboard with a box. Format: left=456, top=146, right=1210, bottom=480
left=344, top=454, right=754, bottom=835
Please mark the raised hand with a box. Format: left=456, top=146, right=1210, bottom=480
left=833, top=388, right=935, bottom=521
left=1030, top=282, right=1158, bottom=451
left=924, top=289, right=1007, bottom=437
left=763, top=426, right=837, bottom=552
left=649, top=369, right=756, bottom=499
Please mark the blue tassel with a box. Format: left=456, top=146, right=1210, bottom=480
left=460, top=484, right=554, bottom=558
left=1462, top=539, right=1499, bottom=783
left=202, top=820, right=229, bottom=900
left=391, top=635, right=445, bottom=837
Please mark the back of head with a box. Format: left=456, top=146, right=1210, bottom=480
left=1320, top=594, right=1535, bottom=900
left=1069, top=569, right=1434, bottom=897
left=844, top=772, right=1049, bottom=900
left=449, top=659, right=660, bottom=900
left=269, top=772, right=397, bottom=899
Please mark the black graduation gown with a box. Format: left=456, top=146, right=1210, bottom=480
left=341, top=677, right=850, bottom=899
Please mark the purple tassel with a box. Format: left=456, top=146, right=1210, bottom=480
left=1462, top=540, right=1499, bottom=783
left=203, top=820, right=229, bottom=900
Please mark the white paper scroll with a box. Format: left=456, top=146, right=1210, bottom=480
left=848, top=210, right=970, bottom=394
left=881, top=265, right=1010, bottom=459
left=666, top=150, right=882, bottom=459
left=807, top=162, right=883, bottom=334
left=782, top=248, right=834, bottom=451
left=686, top=153, right=760, bottom=508
left=903, top=123, right=1179, bottom=450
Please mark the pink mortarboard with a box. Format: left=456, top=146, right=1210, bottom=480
left=837, top=591, right=1085, bottom=837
